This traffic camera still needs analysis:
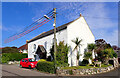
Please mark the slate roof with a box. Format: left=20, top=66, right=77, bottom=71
left=18, top=44, right=28, bottom=50
left=28, top=17, right=79, bottom=43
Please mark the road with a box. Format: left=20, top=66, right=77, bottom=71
left=1, top=64, right=120, bottom=78
left=1, top=64, right=55, bottom=76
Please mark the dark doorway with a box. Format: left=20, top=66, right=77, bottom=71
left=118, top=58, right=120, bottom=64
left=109, top=60, right=114, bottom=66
left=36, top=45, right=47, bottom=60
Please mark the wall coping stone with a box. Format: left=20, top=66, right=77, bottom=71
left=57, top=65, right=119, bottom=76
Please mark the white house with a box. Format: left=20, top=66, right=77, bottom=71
left=18, top=43, right=28, bottom=53
left=27, top=14, right=95, bottom=66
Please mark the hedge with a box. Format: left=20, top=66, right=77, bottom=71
left=36, top=60, right=55, bottom=74
left=2, top=53, right=28, bottom=63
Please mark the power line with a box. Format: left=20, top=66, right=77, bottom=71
left=4, top=9, right=54, bottom=43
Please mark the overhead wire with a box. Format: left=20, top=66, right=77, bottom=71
left=4, top=9, right=54, bottom=43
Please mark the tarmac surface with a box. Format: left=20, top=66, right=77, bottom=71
left=1, top=64, right=120, bottom=78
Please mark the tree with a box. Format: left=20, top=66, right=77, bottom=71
left=95, top=39, right=113, bottom=62
left=95, top=39, right=112, bottom=50
left=2, top=47, right=19, bottom=53
left=95, top=39, right=107, bottom=47
left=112, top=45, right=118, bottom=50
left=71, top=37, right=82, bottom=66
left=50, top=41, right=69, bottom=67
left=97, top=48, right=117, bottom=64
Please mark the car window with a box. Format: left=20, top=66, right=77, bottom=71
left=28, top=59, right=35, bottom=62
left=25, top=60, right=28, bottom=62
left=22, top=59, right=24, bottom=62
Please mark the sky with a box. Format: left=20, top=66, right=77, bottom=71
left=1, top=2, right=118, bottom=48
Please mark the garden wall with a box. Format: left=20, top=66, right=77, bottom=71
left=57, top=65, right=117, bottom=75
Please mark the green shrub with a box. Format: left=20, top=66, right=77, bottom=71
left=84, top=52, right=92, bottom=60
left=2, top=47, right=19, bottom=53
left=2, top=53, right=28, bottom=63
left=80, top=59, right=89, bottom=66
left=38, top=59, right=46, bottom=62
left=112, top=52, right=117, bottom=58
left=50, top=41, right=69, bottom=67
left=36, top=61, right=55, bottom=74
left=69, top=70, right=73, bottom=75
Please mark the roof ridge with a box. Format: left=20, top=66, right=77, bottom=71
left=28, top=17, right=80, bottom=43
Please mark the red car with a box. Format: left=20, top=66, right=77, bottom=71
left=20, top=58, right=37, bottom=69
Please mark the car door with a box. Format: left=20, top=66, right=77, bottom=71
left=24, top=59, right=29, bottom=67
left=21, top=59, right=25, bottom=67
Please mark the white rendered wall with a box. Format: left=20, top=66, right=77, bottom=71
left=28, top=29, right=67, bottom=59
left=22, top=50, right=27, bottom=53
left=28, top=16, right=95, bottom=66
left=19, top=50, right=27, bottom=53
left=67, top=16, right=95, bottom=66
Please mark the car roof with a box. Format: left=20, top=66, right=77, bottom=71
left=22, top=58, right=33, bottom=60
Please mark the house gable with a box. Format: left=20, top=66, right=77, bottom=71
left=67, top=15, right=95, bottom=66
left=27, top=20, right=77, bottom=43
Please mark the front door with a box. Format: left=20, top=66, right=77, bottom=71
left=36, top=45, right=47, bottom=59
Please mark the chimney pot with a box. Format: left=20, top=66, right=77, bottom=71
left=26, top=40, right=28, bottom=44
left=80, top=13, right=82, bottom=17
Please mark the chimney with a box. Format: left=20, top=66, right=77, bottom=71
left=80, top=13, right=82, bottom=17
left=26, top=40, right=28, bottom=44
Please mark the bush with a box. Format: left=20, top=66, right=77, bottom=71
left=69, top=70, right=73, bottom=75
left=2, top=47, right=19, bottom=53
left=113, top=52, right=117, bottom=58
left=36, top=60, right=55, bottom=74
left=80, top=59, right=89, bottom=66
left=84, top=52, right=92, bottom=60
left=2, top=53, right=28, bottom=63
left=50, top=41, right=69, bottom=67
left=37, top=59, right=46, bottom=62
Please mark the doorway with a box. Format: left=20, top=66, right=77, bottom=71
left=35, top=45, right=47, bottom=61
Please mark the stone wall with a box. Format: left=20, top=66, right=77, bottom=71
left=57, top=65, right=117, bottom=75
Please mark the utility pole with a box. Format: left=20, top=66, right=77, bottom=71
left=53, top=8, right=57, bottom=73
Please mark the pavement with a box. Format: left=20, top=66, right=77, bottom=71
left=0, top=64, right=120, bottom=78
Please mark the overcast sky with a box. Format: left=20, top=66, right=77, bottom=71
left=1, top=2, right=118, bottom=47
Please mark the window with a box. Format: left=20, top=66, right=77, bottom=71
left=28, top=59, right=35, bottom=62
left=24, top=60, right=27, bottom=62
left=44, top=41, right=47, bottom=49
left=34, top=44, right=36, bottom=52
left=22, top=59, right=24, bottom=62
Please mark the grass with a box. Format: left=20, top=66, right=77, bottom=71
left=61, top=64, right=112, bottom=70
left=101, top=64, right=112, bottom=67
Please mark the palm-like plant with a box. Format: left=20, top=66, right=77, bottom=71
left=72, top=37, right=82, bottom=66
left=87, top=43, right=96, bottom=59
left=84, top=51, right=92, bottom=64
left=84, top=52, right=92, bottom=60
